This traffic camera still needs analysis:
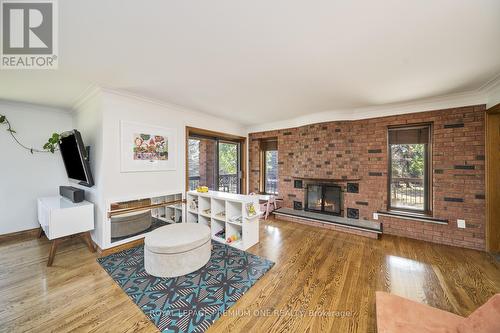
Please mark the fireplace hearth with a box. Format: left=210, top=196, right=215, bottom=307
left=305, top=184, right=342, bottom=216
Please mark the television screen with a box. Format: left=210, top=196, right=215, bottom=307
left=59, top=130, right=94, bottom=187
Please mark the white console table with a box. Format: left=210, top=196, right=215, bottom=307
left=37, top=196, right=95, bottom=266
left=186, top=191, right=261, bottom=251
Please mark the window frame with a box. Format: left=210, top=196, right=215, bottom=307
left=259, top=138, right=278, bottom=195
left=185, top=127, right=246, bottom=194
left=387, top=123, right=433, bottom=216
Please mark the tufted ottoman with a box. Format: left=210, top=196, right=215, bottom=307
left=144, top=223, right=211, bottom=278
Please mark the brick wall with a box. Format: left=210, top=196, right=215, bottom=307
left=199, top=139, right=216, bottom=189
left=249, top=105, right=486, bottom=250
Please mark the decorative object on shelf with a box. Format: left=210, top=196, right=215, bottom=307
left=227, top=233, right=240, bottom=243
left=229, top=215, right=242, bottom=223
left=0, top=114, right=63, bottom=154
left=196, top=186, right=209, bottom=193
left=120, top=121, right=177, bottom=172
left=215, top=211, right=226, bottom=219
left=188, top=198, right=198, bottom=211
left=202, top=208, right=211, bottom=215
left=215, top=229, right=226, bottom=239
left=246, top=202, right=257, bottom=217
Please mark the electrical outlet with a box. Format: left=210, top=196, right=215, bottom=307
left=457, top=219, right=466, bottom=229
left=373, top=212, right=379, bottom=220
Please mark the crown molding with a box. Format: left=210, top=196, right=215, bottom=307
left=71, top=83, right=101, bottom=111
left=478, top=72, right=500, bottom=93
left=246, top=89, right=488, bottom=133
left=100, top=87, right=204, bottom=116
left=0, top=98, right=70, bottom=115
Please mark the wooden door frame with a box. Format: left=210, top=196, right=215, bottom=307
left=486, top=103, right=500, bottom=252
left=185, top=126, right=247, bottom=194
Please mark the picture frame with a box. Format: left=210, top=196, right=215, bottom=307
left=120, top=120, right=177, bottom=172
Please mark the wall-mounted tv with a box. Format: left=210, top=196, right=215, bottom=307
left=59, top=130, right=94, bottom=187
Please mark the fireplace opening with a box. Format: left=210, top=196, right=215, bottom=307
left=305, top=184, right=342, bottom=215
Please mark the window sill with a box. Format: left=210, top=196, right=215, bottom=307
left=377, top=210, right=448, bottom=225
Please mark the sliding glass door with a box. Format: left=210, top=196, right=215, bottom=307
left=218, top=141, right=240, bottom=193
left=187, top=136, right=242, bottom=193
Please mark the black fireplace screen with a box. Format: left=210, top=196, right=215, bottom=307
left=306, top=184, right=342, bottom=215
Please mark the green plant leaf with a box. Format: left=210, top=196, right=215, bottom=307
left=0, top=115, right=5, bottom=123
left=7, top=128, right=16, bottom=133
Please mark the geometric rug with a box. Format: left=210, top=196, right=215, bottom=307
left=97, top=241, right=274, bottom=333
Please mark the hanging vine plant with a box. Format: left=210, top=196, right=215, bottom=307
left=0, top=114, right=62, bottom=154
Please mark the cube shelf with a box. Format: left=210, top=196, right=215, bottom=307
left=186, top=190, right=261, bottom=251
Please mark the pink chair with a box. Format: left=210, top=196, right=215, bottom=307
left=261, top=196, right=277, bottom=220
left=376, top=291, right=500, bottom=333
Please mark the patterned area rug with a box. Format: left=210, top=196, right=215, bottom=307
left=97, top=242, right=274, bottom=333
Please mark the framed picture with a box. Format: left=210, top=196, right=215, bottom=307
left=120, top=121, right=177, bottom=172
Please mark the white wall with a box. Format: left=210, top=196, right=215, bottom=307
left=101, top=90, right=246, bottom=200
left=72, top=90, right=105, bottom=246
left=0, top=101, right=73, bottom=234
left=77, top=90, right=246, bottom=248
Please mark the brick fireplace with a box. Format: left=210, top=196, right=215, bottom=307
left=249, top=105, right=486, bottom=251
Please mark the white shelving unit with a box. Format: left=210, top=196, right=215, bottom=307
left=151, top=193, right=184, bottom=224
left=104, top=190, right=185, bottom=249
left=186, top=190, right=261, bottom=251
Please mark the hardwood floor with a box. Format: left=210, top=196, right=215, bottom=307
left=1, top=217, right=499, bottom=333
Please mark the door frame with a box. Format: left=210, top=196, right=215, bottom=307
left=486, top=103, right=500, bottom=252
left=185, top=126, right=247, bottom=194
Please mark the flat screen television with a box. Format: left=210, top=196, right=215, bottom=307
left=59, top=130, right=94, bottom=187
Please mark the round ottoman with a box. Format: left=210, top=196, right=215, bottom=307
left=144, top=223, right=211, bottom=278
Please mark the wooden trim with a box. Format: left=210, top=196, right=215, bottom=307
left=486, top=103, right=500, bottom=115
left=97, top=238, right=145, bottom=257
left=0, top=227, right=40, bottom=242
left=486, top=103, right=500, bottom=252
left=107, top=199, right=185, bottom=218
left=241, top=138, right=247, bottom=194
left=258, top=137, right=279, bottom=194
left=185, top=126, right=247, bottom=194
left=186, top=126, right=246, bottom=141
left=259, top=147, right=265, bottom=193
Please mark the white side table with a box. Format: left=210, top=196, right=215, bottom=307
left=37, top=196, right=95, bottom=266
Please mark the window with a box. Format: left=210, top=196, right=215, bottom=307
left=388, top=124, right=431, bottom=214
left=186, top=127, right=246, bottom=194
left=260, top=139, right=278, bottom=195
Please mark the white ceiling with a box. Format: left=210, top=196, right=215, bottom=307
left=1, top=0, right=499, bottom=125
